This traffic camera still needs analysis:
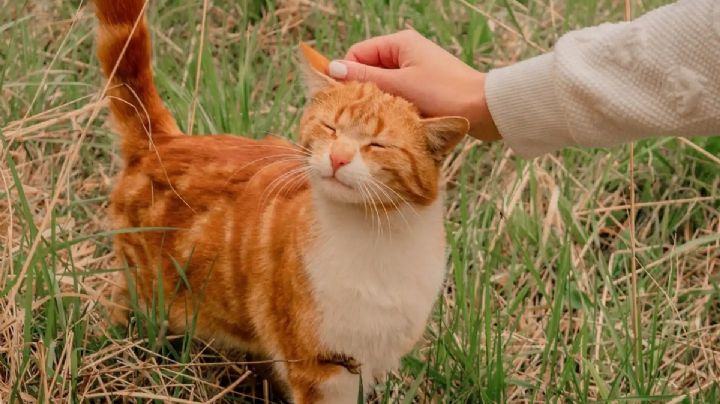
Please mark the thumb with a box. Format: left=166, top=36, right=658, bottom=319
left=328, top=60, right=395, bottom=90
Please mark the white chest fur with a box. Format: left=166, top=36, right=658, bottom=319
left=304, top=196, right=447, bottom=377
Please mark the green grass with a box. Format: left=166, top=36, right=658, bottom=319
left=1, top=0, right=719, bottom=402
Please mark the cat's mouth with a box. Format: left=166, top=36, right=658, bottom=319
left=312, top=170, right=368, bottom=204
left=323, top=176, right=354, bottom=191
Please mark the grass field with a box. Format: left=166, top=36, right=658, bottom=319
left=2, top=0, right=719, bottom=402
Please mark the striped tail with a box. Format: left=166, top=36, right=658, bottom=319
left=94, top=0, right=180, bottom=163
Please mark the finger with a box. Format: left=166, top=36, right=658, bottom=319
left=344, top=31, right=415, bottom=68
left=328, top=60, right=399, bottom=93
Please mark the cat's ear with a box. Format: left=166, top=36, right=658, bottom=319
left=422, top=116, right=470, bottom=161
left=298, top=42, right=337, bottom=98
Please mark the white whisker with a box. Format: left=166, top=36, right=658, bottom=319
left=373, top=180, right=419, bottom=218
left=362, top=182, right=384, bottom=243
left=260, top=166, right=310, bottom=207
left=233, top=143, right=311, bottom=157
left=356, top=183, right=375, bottom=233
left=272, top=168, right=310, bottom=204
left=224, top=154, right=308, bottom=187
left=366, top=183, right=392, bottom=241
left=367, top=179, right=410, bottom=231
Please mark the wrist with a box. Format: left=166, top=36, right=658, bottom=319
left=485, top=52, right=575, bottom=158
left=464, top=71, right=502, bottom=141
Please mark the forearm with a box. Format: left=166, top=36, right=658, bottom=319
left=485, top=0, right=720, bottom=158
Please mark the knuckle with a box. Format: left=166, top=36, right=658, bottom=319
left=357, top=65, right=369, bottom=82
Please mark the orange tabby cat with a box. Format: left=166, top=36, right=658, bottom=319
left=95, top=0, right=468, bottom=402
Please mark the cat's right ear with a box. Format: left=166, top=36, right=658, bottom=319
left=422, top=116, right=470, bottom=162
left=298, top=42, right=337, bottom=98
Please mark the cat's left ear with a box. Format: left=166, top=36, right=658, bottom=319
left=298, top=42, right=337, bottom=98
left=422, top=117, right=470, bottom=162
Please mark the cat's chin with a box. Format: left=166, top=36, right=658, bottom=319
left=312, top=177, right=366, bottom=205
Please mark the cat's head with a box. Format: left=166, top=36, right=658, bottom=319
left=297, top=49, right=469, bottom=207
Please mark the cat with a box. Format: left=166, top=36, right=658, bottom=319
left=94, top=0, right=468, bottom=402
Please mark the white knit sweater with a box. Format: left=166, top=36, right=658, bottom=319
left=485, top=0, right=720, bottom=158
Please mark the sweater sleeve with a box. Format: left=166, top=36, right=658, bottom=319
left=485, top=0, right=720, bottom=158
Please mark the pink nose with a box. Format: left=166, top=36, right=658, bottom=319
left=330, top=153, right=351, bottom=173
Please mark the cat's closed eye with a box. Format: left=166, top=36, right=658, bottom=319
left=368, top=142, right=386, bottom=149
left=321, top=122, right=336, bottom=135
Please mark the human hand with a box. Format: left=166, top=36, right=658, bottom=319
left=328, top=30, right=501, bottom=141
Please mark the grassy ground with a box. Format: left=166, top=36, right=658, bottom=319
left=1, top=0, right=719, bottom=402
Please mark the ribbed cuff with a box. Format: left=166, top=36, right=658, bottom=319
left=485, top=53, right=573, bottom=158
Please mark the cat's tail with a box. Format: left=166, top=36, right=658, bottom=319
left=94, top=0, right=181, bottom=163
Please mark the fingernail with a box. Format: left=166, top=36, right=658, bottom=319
left=328, top=60, right=348, bottom=79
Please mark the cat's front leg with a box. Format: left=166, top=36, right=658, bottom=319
left=285, top=362, right=365, bottom=404
left=108, top=271, right=132, bottom=326
left=313, top=369, right=364, bottom=404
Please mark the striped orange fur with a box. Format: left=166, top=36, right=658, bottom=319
left=95, top=1, right=468, bottom=402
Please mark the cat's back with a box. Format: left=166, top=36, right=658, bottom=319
left=112, top=134, right=308, bottom=223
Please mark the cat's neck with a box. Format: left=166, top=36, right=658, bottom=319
left=303, top=188, right=448, bottom=373
left=309, top=189, right=444, bottom=245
